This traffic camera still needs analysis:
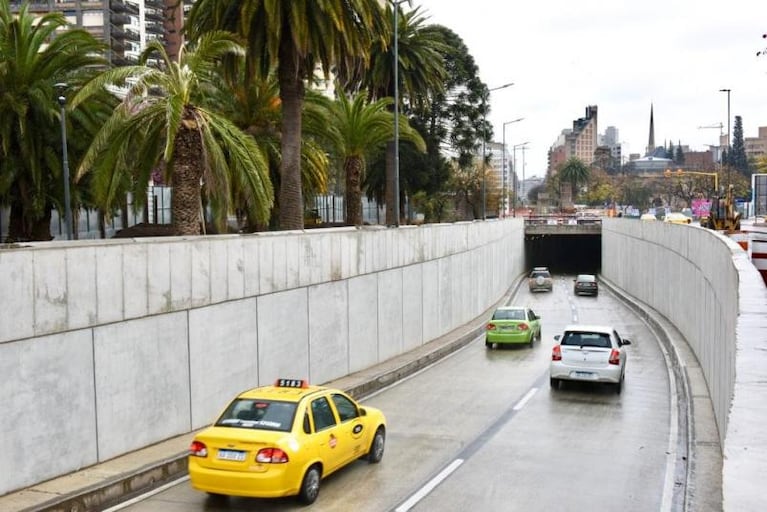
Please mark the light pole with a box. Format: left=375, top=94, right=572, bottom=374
left=481, top=82, right=514, bottom=219
left=512, top=141, right=529, bottom=215
left=56, top=84, right=73, bottom=240
left=502, top=118, right=524, bottom=217
left=391, top=0, right=410, bottom=227
left=719, top=88, right=731, bottom=188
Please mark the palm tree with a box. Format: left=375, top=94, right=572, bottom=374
left=187, top=0, right=387, bottom=230
left=0, top=0, right=106, bottom=241
left=322, top=91, right=425, bottom=225
left=71, top=32, right=273, bottom=236
left=558, top=157, right=591, bottom=204
left=341, top=4, right=448, bottom=224
left=210, top=74, right=332, bottom=230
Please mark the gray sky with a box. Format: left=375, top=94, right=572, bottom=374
left=415, top=0, right=767, bottom=180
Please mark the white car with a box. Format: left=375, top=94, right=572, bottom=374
left=549, top=325, right=632, bottom=393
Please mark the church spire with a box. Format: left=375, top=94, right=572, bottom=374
left=647, top=103, right=655, bottom=155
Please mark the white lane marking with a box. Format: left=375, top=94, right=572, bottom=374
left=101, top=476, right=189, bottom=512
left=395, top=458, right=464, bottom=512
left=513, top=387, right=538, bottom=411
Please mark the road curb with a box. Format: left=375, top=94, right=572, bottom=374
left=599, top=276, right=695, bottom=511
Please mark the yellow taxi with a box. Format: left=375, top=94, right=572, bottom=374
left=663, top=212, right=692, bottom=224
left=188, top=379, right=386, bottom=504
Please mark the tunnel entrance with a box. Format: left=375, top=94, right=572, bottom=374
left=524, top=234, right=601, bottom=274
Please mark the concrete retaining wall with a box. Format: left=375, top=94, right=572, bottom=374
left=0, top=221, right=525, bottom=496
left=602, top=218, right=767, bottom=510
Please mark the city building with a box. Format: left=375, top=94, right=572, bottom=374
left=9, top=0, right=189, bottom=65
left=745, top=126, right=767, bottom=160
left=547, top=105, right=598, bottom=175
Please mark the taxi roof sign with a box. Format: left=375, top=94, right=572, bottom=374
left=275, top=378, right=309, bottom=388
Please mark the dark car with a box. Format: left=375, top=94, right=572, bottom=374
left=573, top=274, right=598, bottom=296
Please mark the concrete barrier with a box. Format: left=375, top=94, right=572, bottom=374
left=602, top=218, right=767, bottom=510
left=0, top=221, right=525, bottom=496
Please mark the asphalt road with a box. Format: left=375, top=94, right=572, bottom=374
left=110, top=275, right=675, bottom=512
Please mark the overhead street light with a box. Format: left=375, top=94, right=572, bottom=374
left=391, top=0, right=411, bottom=227
left=55, top=83, right=73, bottom=240
left=719, top=88, right=731, bottom=189
left=502, top=118, right=524, bottom=217
left=481, top=82, right=514, bottom=219
left=512, top=141, right=530, bottom=215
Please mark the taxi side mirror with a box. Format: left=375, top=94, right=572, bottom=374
left=360, top=407, right=368, bottom=416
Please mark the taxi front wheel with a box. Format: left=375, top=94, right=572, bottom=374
left=298, top=465, right=321, bottom=505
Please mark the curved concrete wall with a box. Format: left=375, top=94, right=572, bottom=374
left=0, top=221, right=525, bottom=496
left=602, top=218, right=767, bottom=510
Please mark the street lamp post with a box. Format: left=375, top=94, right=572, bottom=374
left=502, top=118, right=524, bottom=217
left=481, top=82, right=514, bottom=220
left=391, top=0, right=410, bottom=227
left=719, top=88, right=731, bottom=188
left=512, top=141, right=529, bottom=216
left=56, top=85, right=73, bottom=240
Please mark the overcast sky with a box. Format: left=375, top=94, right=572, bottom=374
left=415, top=0, right=767, bottom=179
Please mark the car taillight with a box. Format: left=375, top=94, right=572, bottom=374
left=552, top=345, right=562, bottom=361
left=486, top=323, right=496, bottom=331
left=189, top=440, right=208, bottom=457
left=609, top=349, right=621, bottom=365
left=256, top=448, right=289, bottom=463
left=518, top=323, right=529, bottom=331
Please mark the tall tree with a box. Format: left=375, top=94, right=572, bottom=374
left=72, top=33, right=273, bottom=235
left=322, top=91, right=424, bottom=225
left=0, top=0, right=106, bottom=241
left=730, top=115, right=748, bottom=174
left=210, top=73, right=331, bottom=230
left=187, top=0, right=386, bottom=230
left=675, top=140, right=685, bottom=164
left=341, top=4, right=447, bottom=224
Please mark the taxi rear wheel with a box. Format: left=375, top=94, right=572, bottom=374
left=368, top=427, right=386, bottom=463
left=298, top=465, right=321, bottom=505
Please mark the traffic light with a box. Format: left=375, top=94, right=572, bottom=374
left=664, top=169, right=672, bottom=178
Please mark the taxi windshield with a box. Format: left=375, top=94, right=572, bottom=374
left=216, top=399, right=297, bottom=432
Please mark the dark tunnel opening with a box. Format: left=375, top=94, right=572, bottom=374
left=524, top=234, right=602, bottom=275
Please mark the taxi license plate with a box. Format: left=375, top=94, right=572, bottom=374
left=217, top=449, right=246, bottom=462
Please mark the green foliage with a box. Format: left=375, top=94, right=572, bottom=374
left=675, top=143, right=685, bottom=164
left=72, top=33, right=273, bottom=235
left=558, top=157, right=591, bottom=199
left=0, top=0, right=106, bottom=240
left=729, top=115, right=748, bottom=174
left=187, top=0, right=387, bottom=230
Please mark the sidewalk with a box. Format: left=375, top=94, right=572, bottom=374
left=3, top=290, right=508, bottom=512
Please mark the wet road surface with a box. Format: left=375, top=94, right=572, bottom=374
left=111, top=276, right=674, bottom=512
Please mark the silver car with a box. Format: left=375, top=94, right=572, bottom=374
left=528, top=268, right=553, bottom=292
left=549, top=325, right=632, bottom=393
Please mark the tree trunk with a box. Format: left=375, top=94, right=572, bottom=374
left=7, top=193, right=52, bottom=242
left=163, top=0, right=184, bottom=62
left=277, top=41, right=305, bottom=231
left=344, top=157, right=364, bottom=225
left=385, top=141, right=395, bottom=225
left=171, top=121, right=204, bottom=236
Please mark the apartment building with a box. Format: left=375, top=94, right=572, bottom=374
left=9, top=0, right=185, bottom=65
left=745, top=126, right=767, bottom=160
left=547, top=105, right=598, bottom=174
